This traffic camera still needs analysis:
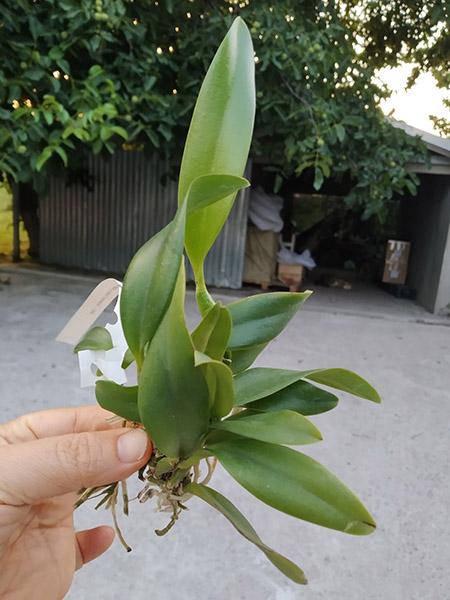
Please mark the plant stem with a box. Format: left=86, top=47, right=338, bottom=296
left=195, top=265, right=215, bottom=316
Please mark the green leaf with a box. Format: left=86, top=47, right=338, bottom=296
left=336, top=123, right=346, bottom=142
left=121, top=174, right=242, bottom=367
left=313, top=167, right=324, bottom=190
left=54, top=145, right=68, bottom=166
left=234, top=368, right=303, bottom=405
left=179, top=18, right=255, bottom=276
left=111, top=125, right=128, bottom=140
left=95, top=381, right=140, bottom=423
left=49, top=46, right=63, bottom=61
left=211, top=410, right=322, bottom=445
left=227, top=292, right=311, bottom=350
left=36, top=146, right=53, bottom=171
left=305, top=368, right=381, bottom=403
left=229, top=343, right=268, bottom=374
left=121, top=348, right=135, bottom=370
left=138, top=263, right=210, bottom=459
left=194, top=351, right=235, bottom=418
left=73, top=326, right=113, bottom=353
left=234, top=367, right=380, bottom=406
left=120, top=216, right=185, bottom=368
left=185, top=174, right=249, bottom=216
left=208, top=439, right=376, bottom=535
left=246, top=380, right=339, bottom=416
left=191, top=302, right=232, bottom=361
left=42, top=109, right=53, bottom=126
left=100, top=126, right=113, bottom=142
left=185, top=482, right=307, bottom=585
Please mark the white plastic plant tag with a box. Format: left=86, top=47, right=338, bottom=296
left=56, top=278, right=133, bottom=388
left=56, top=278, right=122, bottom=345
left=76, top=287, right=130, bottom=387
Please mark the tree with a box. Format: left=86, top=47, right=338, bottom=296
left=340, top=0, right=450, bottom=135
left=0, top=0, right=429, bottom=224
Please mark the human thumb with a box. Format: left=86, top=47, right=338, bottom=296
left=0, top=428, right=151, bottom=506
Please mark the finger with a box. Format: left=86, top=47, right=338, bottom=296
left=75, top=526, right=115, bottom=570
left=0, top=405, right=118, bottom=444
left=0, top=428, right=152, bottom=505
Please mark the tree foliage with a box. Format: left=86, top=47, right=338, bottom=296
left=340, top=0, right=450, bottom=135
left=0, top=0, right=430, bottom=218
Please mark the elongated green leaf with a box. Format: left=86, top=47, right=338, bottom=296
left=305, top=368, right=381, bottom=403
left=191, top=303, right=232, bottom=361
left=179, top=18, right=255, bottom=274
left=194, top=351, right=235, bottom=418
left=208, top=439, right=376, bottom=535
left=120, top=219, right=183, bottom=369
left=211, top=410, right=322, bottom=445
left=186, top=174, right=249, bottom=216
left=95, top=381, right=140, bottom=423
left=230, top=343, right=268, bottom=374
left=185, top=482, right=307, bottom=585
left=246, top=380, right=339, bottom=416
left=234, top=367, right=380, bottom=406
left=227, top=292, right=311, bottom=350
left=234, top=368, right=305, bottom=405
left=121, top=174, right=245, bottom=367
left=73, top=326, right=113, bottom=353
left=36, top=146, right=53, bottom=171
left=138, top=263, right=210, bottom=459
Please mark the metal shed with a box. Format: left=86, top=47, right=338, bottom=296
left=39, top=151, right=250, bottom=288
left=392, top=121, right=450, bottom=314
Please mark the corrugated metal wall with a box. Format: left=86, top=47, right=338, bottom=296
left=40, top=151, right=250, bottom=288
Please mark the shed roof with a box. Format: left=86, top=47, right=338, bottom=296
left=389, top=118, right=450, bottom=175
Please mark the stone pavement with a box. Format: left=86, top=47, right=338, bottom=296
left=1, top=265, right=449, bottom=600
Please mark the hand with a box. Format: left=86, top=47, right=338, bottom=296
left=0, top=405, right=152, bottom=600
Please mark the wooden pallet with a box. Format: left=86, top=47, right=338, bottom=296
left=260, top=279, right=302, bottom=293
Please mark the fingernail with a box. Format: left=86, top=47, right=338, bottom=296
left=117, top=429, right=149, bottom=463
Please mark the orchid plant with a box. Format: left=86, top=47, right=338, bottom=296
left=70, top=18, right=380, bottom=585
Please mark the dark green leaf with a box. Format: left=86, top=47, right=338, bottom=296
left=234, top=367, right=380, bottom=406
left=230, top=343, right=268, bottom=374
left=247, top=380, right=339, bottom=416
left=36, top=146, right=53, bottom=171
left=121, top=174, right=245, bottom=367
left=227, top=292, right=311, bottom=350
left=54, top=145, right=68, bottom=166
left=138, top=263, right=210, bottom=459
left=185, top=482, right=307, bottom=585
left=212, top=410, right=322, bottom=445
left=234, top=367, right=305, bottom=406
left=336, top=123, right=346, bottom=142
left=208, top=439, right=376, bottom=535
left=313, top=167, right=324, bottom=190
left=120, top=217, right=184, bottom=368
left=95, top=381, right=140, bottom=423
left=73, top=326, right=113, bottom=353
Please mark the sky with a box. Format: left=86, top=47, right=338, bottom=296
left=377, top=65, right=450, bottom=136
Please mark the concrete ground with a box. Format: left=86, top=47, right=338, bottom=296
left=1, top=265, right=449, bottom=600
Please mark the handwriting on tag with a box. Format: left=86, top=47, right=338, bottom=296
left=56, top=278, right=122, bottom=345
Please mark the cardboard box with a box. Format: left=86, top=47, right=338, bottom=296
left=278, top=263, right=304, bottom=285
left=243, top=227, right=278, bottom=284
left=382, top=240, right=411, bottom=285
